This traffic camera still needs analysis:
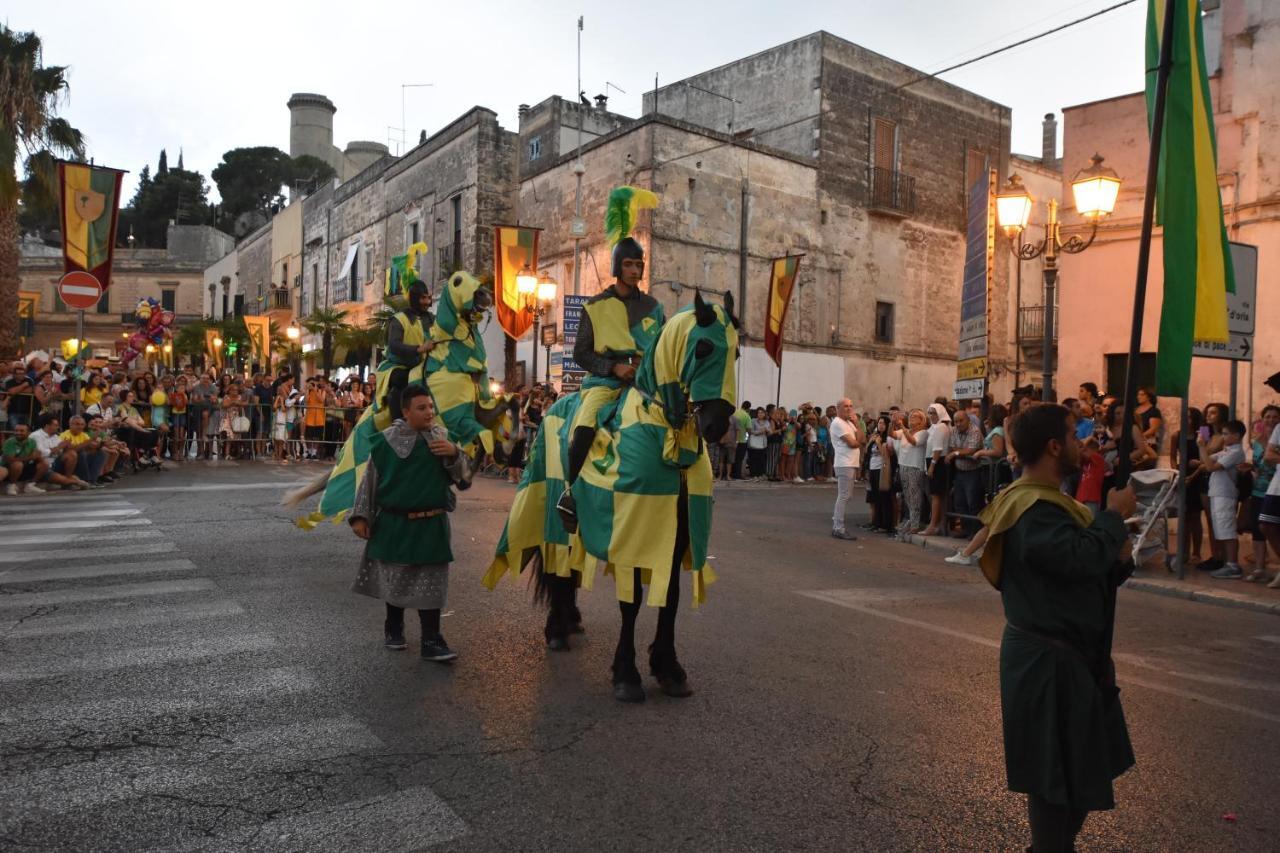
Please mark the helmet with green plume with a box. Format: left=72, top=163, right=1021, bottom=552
left=606, top=185, right=659, bottom=277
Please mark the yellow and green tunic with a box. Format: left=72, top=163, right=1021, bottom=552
left=569, top=285, right=665, bottom=434
left=486, top=304, right=739, bottom=607
left=372, top=309, right=428, bottom=415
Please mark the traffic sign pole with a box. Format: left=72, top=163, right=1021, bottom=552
left=74, top=309, right=85, bottom=416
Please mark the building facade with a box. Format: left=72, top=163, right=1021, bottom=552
left=1056, top=0, right=1278, bottom=427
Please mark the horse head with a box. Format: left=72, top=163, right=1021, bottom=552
left=441, top=270, right=492, bottom=328
left=642, top=290, right=739, bottom=444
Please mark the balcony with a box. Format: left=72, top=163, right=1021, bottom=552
left=867, top=167, right=916, bottom=216
left=1017, top=305, right=1058, bottom=346
left=267, top=288, right=291, bottom=311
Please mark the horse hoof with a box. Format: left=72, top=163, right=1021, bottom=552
left=657, top=677, right=694, bottom=698
left=546, top=636, right=570, bottom=652
left=613, top=681, right=646, bottom=703
left=570, top=622, right=586, bottom=635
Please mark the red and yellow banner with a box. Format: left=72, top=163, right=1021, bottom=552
left=242, top=315, right=272, bottom=365
left=764, top=255, right=802, bottom=367
left=492, top=225, right=541, bottom=340
left=57, top=161, right=125, bottom=292
left=204, top=328, right=224, bottom=368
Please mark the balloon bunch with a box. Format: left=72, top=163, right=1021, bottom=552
left=120, top=297, right=176, bottom=364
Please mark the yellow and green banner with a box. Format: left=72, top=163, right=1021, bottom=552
left=1145, top=0, right=1234, bottom=396
left=492, top=225, right=540, bottom=340
left=57, top=162, right=124, bottom=292
left=764, top=255, right=801, bottom=367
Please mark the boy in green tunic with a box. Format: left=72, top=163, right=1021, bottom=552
left=350, top=385, right=472, bottom=662
left=978, top=403, right=1137, bottom=853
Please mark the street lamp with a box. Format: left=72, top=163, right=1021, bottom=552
left=286, top=322, right=301, bottom=341
left=996, top=154, right=1121, bottom=401
left=519, top=269, right=557, bottom=386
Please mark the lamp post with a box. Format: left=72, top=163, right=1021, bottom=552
left=286, top=321, right=301, bottom=377
left=517, top=267, right=557, bottom=387
left=996, top=154, right=1121, bottom=402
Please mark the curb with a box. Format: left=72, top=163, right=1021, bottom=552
left=897, top=533, right=1280, bottom=617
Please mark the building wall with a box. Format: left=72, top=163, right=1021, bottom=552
left=236, top=223, right=273, bottom=316
left=204, top=250, right=238, bottom=319
left=269, top=201, right=304, bottom=315
left=1057, top=0, right=1280, bottom=427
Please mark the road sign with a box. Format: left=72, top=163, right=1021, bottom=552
left=956, top=357, right=987, bottom=380
left=953, top=378, right=985, bottom=401
left=560, top=295, right=590, bottom=391
left=58, top=271, right=103, bottom=310
left=1192, top=242, right=1257, bottom=361
left=541, top=322, right=558, bottom=347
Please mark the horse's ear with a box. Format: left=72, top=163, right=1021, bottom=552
left=722, top=290, right=738, bottom=328
left=694, top=291, right=715, bottom=327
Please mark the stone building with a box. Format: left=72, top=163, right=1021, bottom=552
left=1056, top=0, right=1278, bottom=426
left=287, top=93, right=390, bottom=184
left=19, top=223, right=232, bottom=359
left=516, top=31, right=1012, bottom=407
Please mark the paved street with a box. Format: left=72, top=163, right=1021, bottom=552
left=2, top=464, right=1278, bottom=852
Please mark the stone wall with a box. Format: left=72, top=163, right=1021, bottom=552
left=236, top=223, right=273, bottom=315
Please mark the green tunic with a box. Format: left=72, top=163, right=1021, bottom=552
left=365, top=430, right=453, bottom=565
left=998, top=501, right=1134, bottom=811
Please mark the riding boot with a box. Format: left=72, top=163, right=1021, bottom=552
left=556, top=427, right=596, bottom=533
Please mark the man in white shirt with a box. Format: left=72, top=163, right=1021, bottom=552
left=830, top=398, right=863, bottom=540
left=32, top=414, right=91, bottom=489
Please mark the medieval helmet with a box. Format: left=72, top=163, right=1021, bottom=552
left=606, top=186, right=659, bottom=278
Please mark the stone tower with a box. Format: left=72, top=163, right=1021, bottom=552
left=287, top=93, right=342, bottom=173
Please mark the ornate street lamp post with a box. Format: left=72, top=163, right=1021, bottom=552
left=996, top=154, right=1121, bottom=401
left=517, top=267, right=558, bottom=387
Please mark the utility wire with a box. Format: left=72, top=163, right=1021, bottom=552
left=888, top=0, right=1139, bottom=94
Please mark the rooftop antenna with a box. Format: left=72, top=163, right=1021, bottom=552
left=400, top=83, right=434, bottom=155
left=572, top=15, right=585, bottom=297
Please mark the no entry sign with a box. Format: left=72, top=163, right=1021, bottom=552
left=58, top=271, right=104, bottom=310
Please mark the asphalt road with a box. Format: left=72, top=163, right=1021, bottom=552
left=1, top=462, right=1277, bottom=852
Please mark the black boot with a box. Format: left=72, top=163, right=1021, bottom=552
left=384, top=605, right=407, bottom=650
left=421, top=634, right=458, bottom=663
left=555, top=489, right=578, bottom=533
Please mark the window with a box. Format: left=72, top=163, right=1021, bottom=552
left=233, top=294, right=245, bottom=316
left=528, top=137, right=542, bottom=161
left=872, top=118, right=898, bottom=173
left=820, top=209, right=828, bottom=225
left=410, top=220, right=420, bottom=245
left=311, top=262, right=319, bottom=312
left=1104, top=353, right=1157, bottom=398
left=160, top=288, right=176, bottom=313
left=350, top=245, right=360, bottom=302
left=97, top=290, right=110, bottom=314
left=280, top=261, right=289, bottom=290
left=53, top=286, right=67, bottom=313
left=874, top=301, right=895, bottom=344
left=451, top=195, right=462, bottom=271
left=966, top=148, right=988, bottom=192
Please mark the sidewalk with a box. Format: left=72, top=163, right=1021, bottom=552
left=897, top=529, right=1280, bottom=617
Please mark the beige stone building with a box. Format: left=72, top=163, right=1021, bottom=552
left=19, top=224, right=232, bottom=361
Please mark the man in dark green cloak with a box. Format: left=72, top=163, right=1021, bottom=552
left=350, top=385, right=472, bottom=662
left=978, top=403, right=1137, bottom=853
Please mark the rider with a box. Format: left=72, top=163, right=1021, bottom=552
left=382, top=279, right=434, bottom=421
left=556, top=187, right=665, bottom=532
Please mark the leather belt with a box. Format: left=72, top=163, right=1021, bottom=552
left=382, top=507, right=446, bottom=520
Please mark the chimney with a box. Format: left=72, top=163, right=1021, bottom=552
left=518, top=103, right=530, bottom=120
left=594, top=94, right=609, bottom=110
left=1042, top=113, right=1058, bottom=167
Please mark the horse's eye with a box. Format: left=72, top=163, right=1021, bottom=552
left=694, top=339, right=714, bottom=360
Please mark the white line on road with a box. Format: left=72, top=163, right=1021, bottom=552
left=0, top=558, right=195, bottom=584
left=0, top=598, right=244, bottom=639
left=169, top=786, right=468, bottom=853
left=0, top=507, right=140, bottom=520
left=2, top=517, right=151, bottom=532
left=109, top=480, right=312, bottom=494
left=0, top=498, right=132, bottom=513
left=0, top=541, right=177, bottom=564
left=1255, top=635, right=1280, bottom=645
left=0, top=578, right=216, bottom=609
left=0, top=631, right=277, bottom=682
left=4, top=529, right=162, bottom=548
left=798, top=589, right=1280, bottom=724
left=0, top=493, right=132, bottom=507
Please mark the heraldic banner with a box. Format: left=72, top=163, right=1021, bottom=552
left=57, top=162, right=125, bottom=291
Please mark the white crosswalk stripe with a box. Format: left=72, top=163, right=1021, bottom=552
left=0, top=486, right=470, bottom=850
left=0, top=557, right=195, bottom=584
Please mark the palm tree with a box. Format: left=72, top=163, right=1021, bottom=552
left=1, top=26, right=85, bottom=356
left=335, top=322, right=383, bottom=380
left=301, top=306, right=349, bottom=379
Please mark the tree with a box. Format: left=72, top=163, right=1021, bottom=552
left=119, top=155, right=211, bottom=248
left=157, top=148, right=168, bottom=175
left=301, top=306, right=350, bottom=378
left=336, top=322, right=382, bottom=379
left=211, top=147, right=337, bottom=233
left=0, top=25, right=85, bottom=357
left=288, top=154, right=337, bottom=195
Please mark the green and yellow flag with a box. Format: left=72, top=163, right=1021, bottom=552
left=57, top=162, right=124, bottom=291
left=1145, top=0, right=1233, bottom=396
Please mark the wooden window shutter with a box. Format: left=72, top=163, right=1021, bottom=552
left=874, top=119, right=897, bottom=172
left=966, top=148, right=988, bottom=191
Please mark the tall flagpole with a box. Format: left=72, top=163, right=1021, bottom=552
left=1116, top=0, right=1177, bottom=487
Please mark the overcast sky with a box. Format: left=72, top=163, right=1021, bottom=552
left=17, top=0, right=1148, bottom=202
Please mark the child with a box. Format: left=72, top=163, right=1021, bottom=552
left=1076, top=435, right=1106, bottom=517
left=1200, top=420, right=1247, bottom=579
left=348, top=386, right=473, bottom=661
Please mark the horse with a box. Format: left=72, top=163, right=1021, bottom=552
left=484, top=291, right=739, bottom=702
left=285, top=270, right=508, bottom=523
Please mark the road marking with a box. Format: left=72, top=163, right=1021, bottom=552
left=0, top=495, right=132, bottom=509
left=0, top=578, right=216, bottom=609
left=109, top=480, right=313, bottom=494
left=169, top=786, right=468, bottom=852
left=0, top=631, right=277, bottom=682
left=0, top=716, right=383, bottom=813
left=0, top=507, right=140, bottom=520
left=0, top=598, right=244, bottom=639
left=0, top=558, right=195, bottom=584
left=0, top=541, right=177, bottom=564
left=3, top=517, right=151, bottom=532
left=1255, top=635, right=1280, bottom=645
left=4, top=528, right=162, bottom=548
left=798, top=588, right=1280, bottom=724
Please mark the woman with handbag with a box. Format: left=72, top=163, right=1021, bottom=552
left=865, top=416, right=897, bottom=534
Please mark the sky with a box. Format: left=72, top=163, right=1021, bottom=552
left=14, top=0, right=1150, bottom=203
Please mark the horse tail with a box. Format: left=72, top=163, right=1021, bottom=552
left=280, top=470, right=330, bottom=508
left=526, top=548, right=552, bottom=608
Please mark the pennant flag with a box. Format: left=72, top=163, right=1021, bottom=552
left=764, top=255, right=802, bottom=367
left=1146, top=0, right=1234, bottom=396
left=204, top=328, right=223, bottom=367
left=385, top=241, right=430, bottom=297
left=242, top=315, right=271, bottom=365
left=57, top=162, right=124, bottom=291
left=492, top=225, right=540, bottom=340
